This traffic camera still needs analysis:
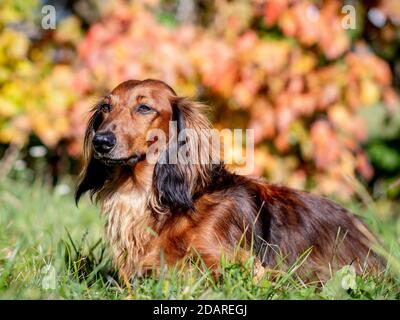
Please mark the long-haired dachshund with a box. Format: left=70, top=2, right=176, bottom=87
left=76, top=79, right=384, bottom=281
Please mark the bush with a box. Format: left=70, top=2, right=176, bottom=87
left=0, top=0, right=399, bottom=199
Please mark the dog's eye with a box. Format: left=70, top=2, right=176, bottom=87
left=100, top=103, right=111, bottom=113
left=136, top=104, right=153, bottom=114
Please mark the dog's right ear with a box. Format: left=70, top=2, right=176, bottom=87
left=75, top=108, right=111, bottom=204
left=75, top=157, right=111, bottom=204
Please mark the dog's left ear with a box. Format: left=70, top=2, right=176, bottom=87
left=153, top=100, right=195, bottom=211
left=153, top=97, right=220, bottom=213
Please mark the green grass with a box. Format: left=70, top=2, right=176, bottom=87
left=0, top=176, right=399, bottom=300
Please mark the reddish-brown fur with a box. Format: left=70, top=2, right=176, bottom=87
left=76, top=79, right=384, bottom=281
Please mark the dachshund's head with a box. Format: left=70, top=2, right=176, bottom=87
left=75, top=79, right=220, bottom=211
left=89, top=79, right=176, bottom=166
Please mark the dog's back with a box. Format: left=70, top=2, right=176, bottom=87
left=189, top=168, right=384, bottom=279
left=200, top=170, right=385, bottom=279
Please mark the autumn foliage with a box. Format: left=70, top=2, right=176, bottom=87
left=1, top=0, right=399, bottom=199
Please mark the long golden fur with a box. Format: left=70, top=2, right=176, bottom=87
left=76, top=79, right=384, bottom=281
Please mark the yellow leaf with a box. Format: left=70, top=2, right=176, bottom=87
left=360, top=79, right=380, bottom=106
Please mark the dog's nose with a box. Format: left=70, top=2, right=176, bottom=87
left=92, top=132, right=116, bottom=154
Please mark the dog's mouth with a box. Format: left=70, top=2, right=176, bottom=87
left=94, top=152, right=145, bottom=166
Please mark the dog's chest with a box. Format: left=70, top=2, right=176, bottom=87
left=101, top=189, right=153, bottom=273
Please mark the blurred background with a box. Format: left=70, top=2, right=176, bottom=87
left=0, top=0, right=400, bottom=210
left=2, top=0, right=400, bottom=299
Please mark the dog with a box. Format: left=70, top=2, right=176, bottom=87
left=75, top=79, right=384, bottom=281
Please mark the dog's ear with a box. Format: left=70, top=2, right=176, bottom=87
left=153, top=97, right=218, bottom=213
left=153, top=102, right=195, bottom=211
left=75, top=108, right=111, bottom=204
left=75, top=158, right=111, bottom=204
